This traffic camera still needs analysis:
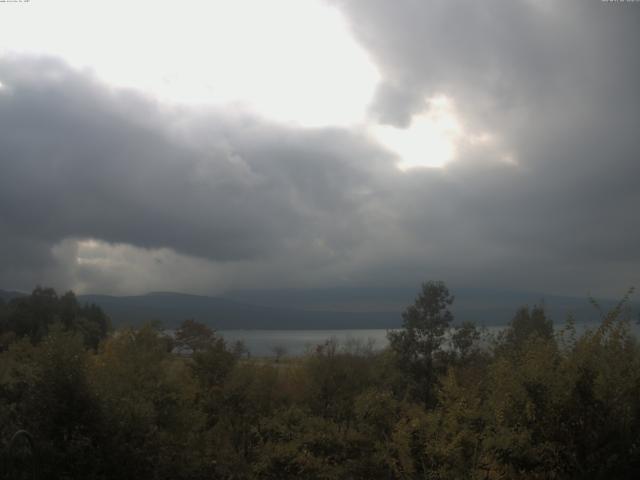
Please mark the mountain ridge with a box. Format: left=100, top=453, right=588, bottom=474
left=2, top=287, right=637, bottom=329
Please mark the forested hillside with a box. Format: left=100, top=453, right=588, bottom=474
left=1, top=283, right=639, bottom=479
left=4, top=287, right=630, bottom=330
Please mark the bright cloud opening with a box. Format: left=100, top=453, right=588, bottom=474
left=0, top=0, right=379, bottom=127
left=370, top=96, right=463, bottom=170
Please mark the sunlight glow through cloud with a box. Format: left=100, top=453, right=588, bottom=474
left=0, top=0, right=483, bottom=171
left=370, top=96, right=463, bottom=170
left=0, top=0, right=379, bottom=127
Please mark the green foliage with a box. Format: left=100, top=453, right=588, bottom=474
left=2, top=282, right=640, bottom=479
left=0, top=287, right=110, bottom=350
left=500, top=304, right=554, bottom=351
left=450, top=320, right=482, bottom=363
left=88, top=323, right=207, bottom=479
left=190, top=335, right=237, bottom=390
left=302, top=338, right=378, bottom=421
left=387, top=280, right=455, bottom=407
left=0, top=338, right=38, bottom=442
left=0, top=326, right=103, bottom=478
left=174, top=318, right=217, bottom=354
left=28, top=327, right=103, bottom=477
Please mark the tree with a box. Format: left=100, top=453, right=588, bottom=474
left=190, top=338, right=237, bottom=390
left=90, top=323, right=203, bottom=479
left=450, top=321, right=481, bottom=362
left=6, top=286, right=58, bottom=343
left=0, top=287, right=110, bottom=349
left=502, top=304, right=553, bottom=351
left=76, top=302, right=111, bottom=349
left=25, top=326, right=103, bottom=478
left=174, top=318, right=216, bottom=354
left=271, top=345, right=287, bottom=363
left=387, top=280, right=454, bottom=407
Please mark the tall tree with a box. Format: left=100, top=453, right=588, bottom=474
left=387, top=280, right=454, bottom=407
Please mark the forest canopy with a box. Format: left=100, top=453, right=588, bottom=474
left=1, top=283, right=639, bottom=479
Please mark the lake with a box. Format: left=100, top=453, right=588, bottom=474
left=218, top=329, right=391, bottom=357
left=219, top=321, right=639, bottom=357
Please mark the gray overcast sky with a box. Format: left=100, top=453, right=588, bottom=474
left=0, top=0, right=638, bottom=297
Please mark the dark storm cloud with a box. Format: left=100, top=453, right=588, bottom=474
left=0, top=56, right=391, bottom=290
left=329, top=0, right=640, bottom=293
left=1, top=0, right=639, bottom=297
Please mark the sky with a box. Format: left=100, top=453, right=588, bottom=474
left=0, top=0, right=639, bottom=298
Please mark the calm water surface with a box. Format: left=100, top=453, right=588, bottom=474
left=219, top=329, right=391, bottom=357
left=219, top=322, right=637, bottom=357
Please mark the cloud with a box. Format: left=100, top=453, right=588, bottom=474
left=330, top=0, right=640, bottom=292
left=1, top=0, right=639, bottom=298
left=0, top=56, right=394, bottom=293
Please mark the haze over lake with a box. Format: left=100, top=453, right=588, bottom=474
left=219, top=321, right=640, bottom=357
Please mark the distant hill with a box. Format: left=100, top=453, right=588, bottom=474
left=227, top=286, right=638, bottom=327
left=3, top=287, right=637, bottom=330
left=77, top=292, right=398, bottom=329
left=0, top=289, right=27, bottom=303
